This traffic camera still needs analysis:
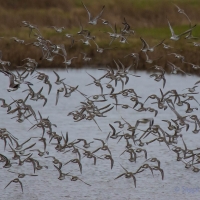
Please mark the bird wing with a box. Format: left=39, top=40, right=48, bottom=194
left=81, top=1, right=92, bottom=20
left=4, top=180, right=13, bottom=189
left=18, top=179, right=24, bottom=192
left=53, top=71, right=60, bottom=82
left=178, top=25, right=196, bottom=37
left=9, top=74, right=15, bottom=87
left=131, top=174, right=137, bottom=188
left=140, top=37, right=149, bottom=51
left=95, top=6, right=105, bottom=20
left=56, top=90, right=60, bottom=105
left=114, top=173, right=125, bottom=180
left=167, top=19, right=175, bottom=37
left=78, top=178, right=91, bottom=186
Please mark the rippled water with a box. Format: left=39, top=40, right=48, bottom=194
left=0, top=69, right=200, bottom=200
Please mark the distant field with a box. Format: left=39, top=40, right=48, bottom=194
left=0, top=0, right=199, bottom=73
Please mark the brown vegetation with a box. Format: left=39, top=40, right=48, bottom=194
left=0, top=0, right=199, bottom=73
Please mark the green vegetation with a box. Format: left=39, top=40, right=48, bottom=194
left=0, top=0, right=199, bottom=72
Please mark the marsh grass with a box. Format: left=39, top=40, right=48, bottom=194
left=0, top=0, right=199, bottom=73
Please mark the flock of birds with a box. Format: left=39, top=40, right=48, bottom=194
left=0, top=2, right=200, bottom=195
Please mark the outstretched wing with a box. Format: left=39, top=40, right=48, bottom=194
left=81, top=1, right=92, bottom=20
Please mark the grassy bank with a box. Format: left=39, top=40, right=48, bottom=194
left=0, top=0, right=199, bottom=73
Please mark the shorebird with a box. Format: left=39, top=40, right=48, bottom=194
left=0, top=70, right=33, bottom=92
left=136, top=164, right=154, bottom=176
left=45, top=156, right=62, bottom=169
left=85, top=72, right=105, bottom=94
left=54, top=165, right=69, bottom=180
left=21, top=21, right=41, bottom=37
left=11, top=37, right=25, bottom=44
left=167, top=18, right=196, bottom=41
left=106, top=23, right=121, bottom=45
left=55, top=87, right=64, bottom=105
left=81, top=1, right=105, bottom=25
left=152, top=166, right=164, bottom=180
left=30, top=149, right=49, bottom=157
left=63, top=56, right=78, bottom=70
left=185, top=31, right=198, bottom=40
left=162, top=120, right=176, bottom=130
left=77, top=20, right=90, bottom=36
left=23, top=85, right=43, bottom=101
left=0, top=153, right=16, bottom=168
left=0, top=51, right=11, bottom=67
left=162, top=43, right=173, bottom=49
left=0, top=98, right=12, bottom=112
left=120, top=148, right=137, bottom=162
left=80, top=52, right=92, bottom=62
left=7, top=170, right=38, bottom=178
left=109, top=124, right=122, bottom=139
left=124, top=53, right=139, bottom=69
left=49, top=26, right=65, bottom=33
left=192, top=121, right=200, bottom=134
left=79, top=38, right=91, bottom=46
left=182, top=101, right=198, bottom=113
left=140, top=37, right=165, bottom=52
left=190, top=115, right=200, bottom=128
left=150, top=72, right=166, bottom=89
left=93, top=133, right=112, bottom=155
left=16, top=143, right=36, bottom=155
left=114, top=121, right=126, bottom=129
left=65, top=34, right=76, bottom=48
left=8, top=144, right=20, bottom=160
left=144, top=157, right=161, bottom=168
left=143, top=52, right=162, bottom=64
left=12, top=137, right=31, bottom=150
left=167, top=61, right=190, bottom=75
left=167, top=53, right=185, bottom=62
left=93, top=40, right=117, bottom=53
left=168, top=102, right=194, bottom=131
left=73, top=139, right=93, bottom=148
left=182, top=60, right=200, bottom=70
left=100, top=154, right=114, bottom=169
left=64, top=158, right=82, bottom=174
left=100, top=18, right=114, bottom=31
left=121, top=17, right=135, bottom=35
left=182, top=86, right=198, bottom=93
left=174, top=4, right=191, bottom=25
left=53, top=70, right=66, bottom=85
left=135, top=148, right=148, bottom=159
left=4, top=178, right=23, bottom=192
left=115, top=164, right=137, bottom=188
left=67, top=174, right=91, bottom=186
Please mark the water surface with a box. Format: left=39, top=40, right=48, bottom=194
left=0, top=69, right=199, bottom=200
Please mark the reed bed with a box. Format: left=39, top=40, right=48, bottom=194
left=0, top=0, right=199, bottom=73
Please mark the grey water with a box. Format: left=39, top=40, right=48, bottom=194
left=0, top=69, right=200, bottom=200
